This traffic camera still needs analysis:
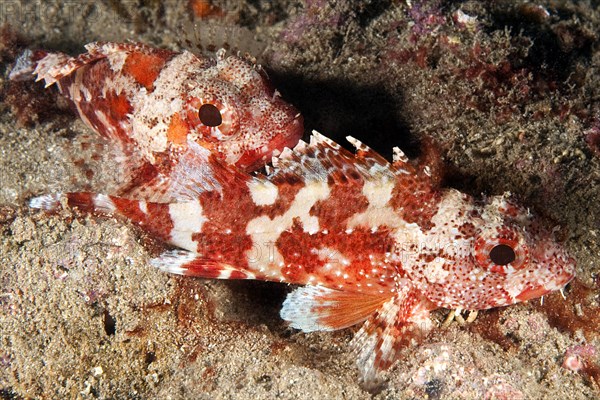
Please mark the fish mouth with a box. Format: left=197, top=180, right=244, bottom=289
left=271, top=112, right=305, bottom=150
left=516, top=285, right=555, bottom=302
left=517, top=241, right=577, bottom=302
left=515, top=269, right=575, bottom=302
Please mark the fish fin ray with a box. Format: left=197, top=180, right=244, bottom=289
left=32, top=52, right=73, bottom=87
left=280, top=285, right=390, bottom=332
left=268, top=130, right=414, bottom=185
left=151, top=249, right=255, bottom=280
left=350, top=285, right=435, bottom=383
left=34, top=41, right=173, bottom=87
left=119, top=139, right=250, bottom=202
left=415, top=136, right=444, bottom=187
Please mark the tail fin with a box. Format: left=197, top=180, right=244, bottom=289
left=8, top=49, right=49, bottom=82
left=29, top=192, right=175, bottom=245
left=30, top=192, right=116, bottom=214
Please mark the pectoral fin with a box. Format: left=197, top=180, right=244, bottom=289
left=350, top=285, right=436, bottom=382
left=280, top=285, right=391, bottom=332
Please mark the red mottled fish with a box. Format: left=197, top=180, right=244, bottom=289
left=11, top=42, right=303, bottom=200
left=30, top=131, right=576, bottom=382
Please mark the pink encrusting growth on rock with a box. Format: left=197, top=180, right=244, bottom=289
left=11, top=41, right=303, bottom=201
left=30, top=130, right=576, bottom=382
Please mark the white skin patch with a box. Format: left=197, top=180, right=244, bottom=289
left=494, top=297, right=508, bottom=306
left=138, top=201, right=148, bottom=214
left=129, top=52, right=197, bottom=159
left=423, top=256, right=450, bottom=284
left=245, top=181, right=330, bottom=276
left=151, top=249, right=197, bottom=275
left=347, top=179, right=416, bottom=234
left=217, top=269, right=256, bottom=280
left=247, top=179, right=278, bottom=206
left=505, top=281, right=526, bottom=300
left=81, top=86, right=92, bottom=102
left=66, top=68, right=85, bottom=102
left=101, top=73, right=136, bottom=98
left=107, top=51, right=128, bottom=73
left=362, top=179, right=394, bottom=209
left=398, top=190, right=471, bottom=271
left=168, top=200, right=207, bottom=252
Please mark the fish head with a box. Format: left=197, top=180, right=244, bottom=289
left=183, top=54, right=303, bottom=171
left=404, top=190, right=576, bottom=310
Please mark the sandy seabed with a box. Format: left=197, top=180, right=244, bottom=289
left=0, top=1, right=599, bottom=399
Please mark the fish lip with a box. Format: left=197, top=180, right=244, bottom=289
left=519, top=271, right=576, bottom=302
left=512, top=253, right=576, bottom=303
left=260, top=111, right=304, bottom=152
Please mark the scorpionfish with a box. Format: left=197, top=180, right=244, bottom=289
left=31, top=131, right=576, bottom=381
left=12, top=41, right=303, bottom=200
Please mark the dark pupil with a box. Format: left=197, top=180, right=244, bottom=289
left=489, top=244, right=516, bottom=266
left=199, top=104, right=222, bottom=127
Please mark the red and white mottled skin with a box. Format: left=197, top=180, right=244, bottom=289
left=16, top=42, right=303, bottom=200
left=30, top=131, right=576, bottom=382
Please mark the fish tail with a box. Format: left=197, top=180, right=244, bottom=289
left=29, top=192, right=174, bottom=244
left=8, top=48, right=50, bottom=82
left=30, top=191, right=262, bottom=281
left=30, top=192, right=117, bottom=214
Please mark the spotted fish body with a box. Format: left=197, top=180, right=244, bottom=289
left=13, top=42, right=303, bottom=200
left=30, top=131, right=576, bottom=381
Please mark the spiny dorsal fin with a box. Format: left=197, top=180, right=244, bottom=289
left=34, top=41, right=176, bottom=87
left=176, top=20, right=268, bottom=64
left=392, top=146, right=409, bottom=165
left=267, top=130, right=415, bottom=185
left=33, top=51, right=73, bottom=87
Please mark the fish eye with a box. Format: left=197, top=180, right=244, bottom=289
left=474, top=229, right=529, bottom=274
left=489, top=244, right=516, bottom=266
left=198, top=104, right=222, bottom=127
left=186, top=97, right=239, bottom=140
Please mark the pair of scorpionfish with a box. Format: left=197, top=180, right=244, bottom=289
left=14, top=41, right=575, bottom=382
